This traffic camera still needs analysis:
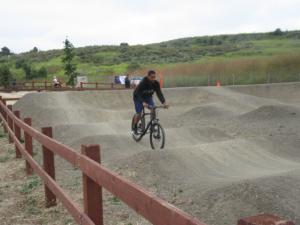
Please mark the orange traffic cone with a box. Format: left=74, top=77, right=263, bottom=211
left=159, top=73, right=164, bottom=88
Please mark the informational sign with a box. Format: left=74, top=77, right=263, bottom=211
left=114, top=75, right=126, bottom=84
left=76, top=76, right=88, bottom=87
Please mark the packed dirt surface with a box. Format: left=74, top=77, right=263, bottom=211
left=12, top=82, right=300, bottom=225
left=0, top=91, right=35, bottom=105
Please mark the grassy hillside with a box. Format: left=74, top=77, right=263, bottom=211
left=1, top=29, right=300, bottom=86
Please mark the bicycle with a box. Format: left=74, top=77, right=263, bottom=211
left=131, top=105, right=166, bottom=149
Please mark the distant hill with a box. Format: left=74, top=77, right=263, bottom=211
left=1, top=29, right=300, bottom=86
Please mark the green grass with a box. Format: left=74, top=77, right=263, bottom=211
left=25, top=195, right=42, bottom=215
left=0, top=155, right=10, bottom=163
left=109, top=196, right=120, bottom=205
left=2, top=30, right=300, bottom=86
left=20, top=175, right=41, bottom=194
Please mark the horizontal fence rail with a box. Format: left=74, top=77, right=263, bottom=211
left=2, top=97, right=21, bottom=101
left=0, top=95, right=206, bottom=225
left=2, top=80, right=128, bottom=92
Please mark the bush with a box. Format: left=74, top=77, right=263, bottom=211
left=0, top=65, right=13, bottom=88
left=273, top=28, right=283, bottom=36
left=22, top=63, right=32, bottom=79
left=21, top=63, right=48, bottom=79
left=127, top=62, right=141, bottom=72
left=37, top=66, right=48, bottom=78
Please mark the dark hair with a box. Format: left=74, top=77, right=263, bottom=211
left=147, top=70, right=156, bottom=76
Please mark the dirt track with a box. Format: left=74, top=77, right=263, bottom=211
left=13, top=82, right=300, bottom=225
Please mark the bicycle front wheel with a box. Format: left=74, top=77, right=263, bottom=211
left=150, top=122, right=165, bottom=149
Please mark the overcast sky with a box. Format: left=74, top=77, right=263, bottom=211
left=1, top=0, right=300, bottom=53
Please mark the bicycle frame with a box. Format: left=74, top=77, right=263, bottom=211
left=135, top=107, right=160, bottom=141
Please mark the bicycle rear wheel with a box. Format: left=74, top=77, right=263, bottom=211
left=131, top=115, right=145, bottom=142
left=150, top=122, right=165, bottom=149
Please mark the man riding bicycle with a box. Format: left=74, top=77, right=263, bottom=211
left=132, top=70, right=169, bottom=135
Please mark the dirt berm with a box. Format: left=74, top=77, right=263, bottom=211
left=14, top=82, right=300, bottom=225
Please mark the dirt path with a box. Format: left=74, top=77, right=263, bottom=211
left=4, top=83, right=300, bottom=225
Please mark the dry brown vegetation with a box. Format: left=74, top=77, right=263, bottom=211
left=143, top=53, right=300, bottom=87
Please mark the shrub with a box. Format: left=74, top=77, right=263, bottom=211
left=0, top=65, right=13, bottom=88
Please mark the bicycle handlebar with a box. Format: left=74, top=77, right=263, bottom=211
left=147, top=105, right=168, bottom=110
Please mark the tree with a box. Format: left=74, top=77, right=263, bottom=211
left=62, top=38, right=77, bottom=86
left=38, top=66, right=47, bottom=78
left=273, top=28, right=283, bottom=36
left=120, top=42, right=129, bottom=47
left=1, top=46, right=11, bottom=56
left=15, top=58, right=26, bottom=69
left=0, top=65, right=13, bottom=88
left=31, top=47, right=38, bottom=53
left=22, top=63, right=32, bottom=79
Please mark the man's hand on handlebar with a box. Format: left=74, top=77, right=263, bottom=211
left=163, top=103, right=169, bottom=109
left=143, top=102, right=169, bottom=109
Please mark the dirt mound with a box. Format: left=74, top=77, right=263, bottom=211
left=180, top=103, right=238, bottom=124
left=229, top=82, right=300, bottom=103
left=239, top=104, right=300, bottom=121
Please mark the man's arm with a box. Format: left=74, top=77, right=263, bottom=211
left=155, top=81, right=165, bottom=104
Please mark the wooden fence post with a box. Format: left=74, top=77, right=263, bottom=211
left=0, top=96, right=3, bottom=122
left=0, top=96, right=4, bottom=133
left=24, top=118, right=33, bottom=175
left=95, top=82, right=98, bottom=89
left=81, top=144, right=103, bottom=225
left=42, top=127, right=57, bottom=207
left=2, top=99, right=7, bottom=133
left=13, top=111, right=22, bottom=158
left=0, top=96, right=2, bottom=115
left=238, top=214, right=295, bottom=225
left=7, top=105, right=13, bottom=143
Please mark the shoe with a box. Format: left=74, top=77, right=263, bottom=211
left=133, top=124, right=138, bottom=135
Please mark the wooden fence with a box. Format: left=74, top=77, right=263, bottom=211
left=0, top=95, right=206, bottom=225
left=2, top=81, right=127, bottom=92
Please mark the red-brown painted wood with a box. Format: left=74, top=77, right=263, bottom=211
left=7, top=105, right=13, bottom=143
left=2, top=99, right=7, bottom=133
left=238, top=214, right=295, bottom=225
left=42, top=127, right=56, bottom=207
left=24, top=117, right=33, bottom=175
left=13, top=110, right=22, bottom=158
left=82, top=145, right=103, bottom=225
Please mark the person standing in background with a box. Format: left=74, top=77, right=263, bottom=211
left=125, top=73, right=131, bottom=89
left=12, top=78, right=16, bottom=90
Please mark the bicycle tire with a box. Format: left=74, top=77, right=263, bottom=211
left=150, top=122, right=165, bottom=149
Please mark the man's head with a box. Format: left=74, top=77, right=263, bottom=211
left=147, top=70, right=156, bottom=82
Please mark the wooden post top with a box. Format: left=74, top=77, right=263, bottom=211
left=238, top=214, right=295, bottom=225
